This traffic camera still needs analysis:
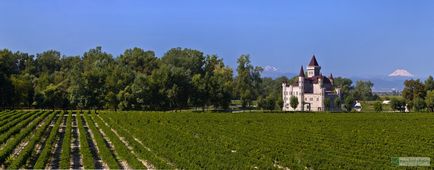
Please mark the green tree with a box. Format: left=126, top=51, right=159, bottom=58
left=353, top=80, right=375, bottom=101
left=413, top=97, right=426, bottom=112
left=424, top=76, right=434, bottom=92
left=10, top=74, right=34, bottom=107
left=81, top=47, right=114, bottom=111
left=390, top=98, right=406, bottom=112
left=118, top=48, right=159, bottom=74
left=290, top=96, right=299, bottom=110
left=374, top=101, right=383, bottom=112
left=258, top=95, right=276, bottom=112
left=235, top=55, right=262, bottom=108
left=425, top=90, right=434, bottom=112
left=0, top=49, right=18, bottom=109
left=343, top=95, right=354, bottom=112
left=324, top=98, right=331, bottom=111
left=333, top=77, right=353, bottom=97
left=35, top=50, right=61, bottom=75
left=334, top=97, right=341, bottom=111
left=402, top=79, right=426, bottom=101
left=43, top=83, right=69, bottom=110
left=162, top=48, right=205, bottom=75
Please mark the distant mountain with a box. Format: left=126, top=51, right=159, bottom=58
left=351, top=76, right=410, bottom=92
left=388, top=69, right=414, bottom=77
left=261, top=65, right=295, bottom=79
left=261, top=66, right=414, bottom=92
left=262, top=71, right=295, bottom=79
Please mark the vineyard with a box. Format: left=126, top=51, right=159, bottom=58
left=0, top=111, right=433, bottom=169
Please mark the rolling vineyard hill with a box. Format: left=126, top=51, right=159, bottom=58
left=0, top=111, right=433, bottom=169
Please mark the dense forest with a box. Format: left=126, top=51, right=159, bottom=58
left=0, top=47, right=378, bottom=111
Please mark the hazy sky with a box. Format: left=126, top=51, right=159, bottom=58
left=1, top=0, right=433, bottom=77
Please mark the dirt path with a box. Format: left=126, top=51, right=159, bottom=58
left=81, top=114, right=107, bottom=169
left=71, top=113, right=82, bottom=169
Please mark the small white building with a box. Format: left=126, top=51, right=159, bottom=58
left=282, top=56, right=341, bottom=111
left=354, top=101, right=362, bottom=112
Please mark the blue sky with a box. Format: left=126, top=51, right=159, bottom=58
left=1, top=0, right=434, bottom=78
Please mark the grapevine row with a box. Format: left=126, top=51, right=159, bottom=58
left=8, top=111, right=57, bottom=169
left=0, top=111, right=49, bottom=163
left=33, top=111, right=65, bottom=169
left=76, top=112, right=95, bottom=169
left=90, top=112, right=146, bottom=169
left=59, top=111, right=72, bottom=169
left=83, top=112, right=121, bottom=169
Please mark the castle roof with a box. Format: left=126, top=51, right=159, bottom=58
left=290, top=75, right=333, bottom=93
left=308, top=55, right=319, bottom=67
left=299, top=66, right=305, bottom=77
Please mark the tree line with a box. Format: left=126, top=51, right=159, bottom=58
left=0, top=47, right=377, bottom=112
left=0, top=47, right=262, bottom=111
left=388, top=76, right=434, bottom=112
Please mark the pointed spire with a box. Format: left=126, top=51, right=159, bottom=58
left=329, top=73, right=334, bottom=79
left=308, top=55, right=319, bottom=66
left=299, top=66, right=305, bottom=77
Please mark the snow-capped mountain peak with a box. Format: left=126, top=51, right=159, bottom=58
left=388, top=69, right=414, bottom=77
left=263, top=65, right=278, bottom=72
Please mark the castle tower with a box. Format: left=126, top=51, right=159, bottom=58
left=307, top=55, right=321, bottom=78
left=298, top=66, right=305, bottom=111
left=329, top=73, right=334, bottom=85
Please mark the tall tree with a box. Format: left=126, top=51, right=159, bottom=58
left=425, top=90, right=434, bottom=112
left=353, top=80, right=375, bottom=101
left=10, top=74, right=34, bottom=107
left=35, top=50, right=61, bottom=75
left=333, top=77, right=353, bottom=97
left=81, top=47, right=114, bottom=110
left=290, top=96, right=299, bottom=110
left=402, top=79, right=426, bottom=101
left=235, top=55, right=263, bottom=108
left=118, top=48, right=159, bottom=74
left=424, top=76, right=434, bottom=92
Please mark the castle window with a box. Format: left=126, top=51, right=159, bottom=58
left=317, top=98, right=319, bottom=101
left=310, top=98, right=313, bottom=101
left=284, top=92, right=287, bottom=95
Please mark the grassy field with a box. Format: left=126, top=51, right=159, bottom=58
left=0, top=110, right=433, bottom=169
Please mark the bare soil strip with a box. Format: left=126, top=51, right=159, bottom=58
left=71, top=114, right=82, bottom=169
left=81, top=114, right=106, bottom=169
left=96, top=115, right=156, bottom=169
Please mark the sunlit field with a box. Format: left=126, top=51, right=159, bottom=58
left=0, top=110, right=433, bottom=169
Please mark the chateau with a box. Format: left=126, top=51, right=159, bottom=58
left=282, top=56, right=341, bottom=111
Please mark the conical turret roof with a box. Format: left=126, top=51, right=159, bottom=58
left=308, top=55, right=319, bottom=66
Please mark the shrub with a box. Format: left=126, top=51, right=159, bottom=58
left=374, top=102, right=383, bottom=112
